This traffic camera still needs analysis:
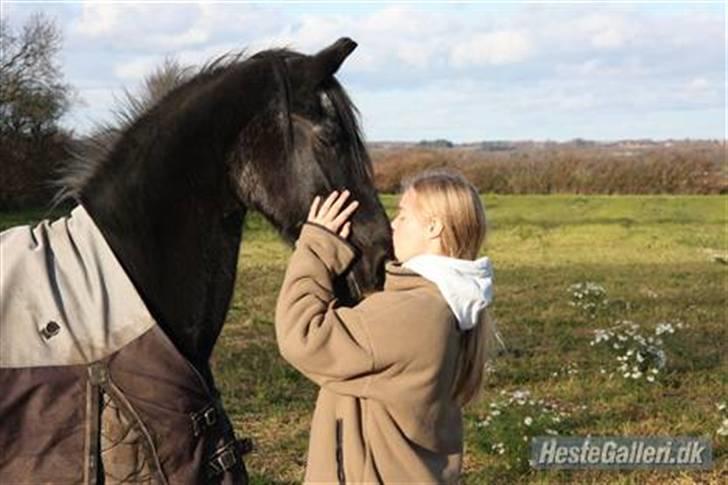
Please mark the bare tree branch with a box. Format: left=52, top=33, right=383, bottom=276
left=0, top=13, right=72, bottom=138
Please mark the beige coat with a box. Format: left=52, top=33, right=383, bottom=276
left=275, top=221, right=463, bottom=484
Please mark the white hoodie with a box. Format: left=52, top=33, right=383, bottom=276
left=402, top=253, right=494, bottom=331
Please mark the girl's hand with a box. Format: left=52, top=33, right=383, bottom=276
left=308, top=189, right=359, bottom=239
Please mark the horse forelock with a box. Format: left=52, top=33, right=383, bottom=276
left=321, top=77, right=374, bottom=185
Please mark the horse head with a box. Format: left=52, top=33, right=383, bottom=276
left=229, top=38, right=393, bottom=304
left=54, top=38, right=392, bottom=368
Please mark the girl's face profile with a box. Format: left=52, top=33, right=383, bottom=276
left=391, top=188, right=436, bottom=263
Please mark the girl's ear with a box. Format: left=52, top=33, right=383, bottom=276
left=427, top=217, right=444, bottom=240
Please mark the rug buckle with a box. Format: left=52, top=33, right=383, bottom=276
left=190, top=402, right=218, bottom=436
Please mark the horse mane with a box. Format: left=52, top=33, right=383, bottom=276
left=50, top=51, right=245, bottom=207
left=50, top=45, right=373, bottom=208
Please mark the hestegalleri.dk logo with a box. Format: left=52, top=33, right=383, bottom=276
left=531, top=436, right=712, bottom=470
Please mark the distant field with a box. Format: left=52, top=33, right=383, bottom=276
left=2, top=194, right=726, bottom=483
left=371, top=143, right=725, bottom=195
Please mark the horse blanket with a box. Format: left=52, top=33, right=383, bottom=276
left=0, top=204, right=250, bottom=484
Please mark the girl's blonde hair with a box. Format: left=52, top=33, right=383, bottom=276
left=400, top=168, right=497, bottom=406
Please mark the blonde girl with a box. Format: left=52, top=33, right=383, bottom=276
left=275, top=167, right=496, bottom=484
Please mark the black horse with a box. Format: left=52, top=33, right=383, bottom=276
left=55, top=37, right=393, bottom=378
left=43, top=37, right=392, bottom=481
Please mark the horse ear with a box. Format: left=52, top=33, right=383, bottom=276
left=310, top=37, right=357, bottom=84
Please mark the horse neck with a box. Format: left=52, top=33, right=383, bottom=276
left=83, top=183, right=246, bottom=385
left=81, top=62, right=273, bottom=383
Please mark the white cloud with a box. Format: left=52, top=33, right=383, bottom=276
left=577, top=13, right=633, bottom=49
left=5, top=1, right=721, bottom=140
left=674, top=76, right=721, bottom=107
left=275, top=14, right=349, bottom=52
left=113, top=57, right=160, bottom=82
left=362, top=5, right=453, bottom=36
left=395, top=40, right=434, bottom=69
left=242, top=5, right=451, bottom=73
left=450, top=30, right=533, bottom=67
left=72, top=2, right=219, bottom=51
left=687, top=77, right=710, bottom=91
left=554, top=56, right=650, bottom=79
left=72, top=2, right=120, bottom=36
left=591, top=28, right=625, bottom=49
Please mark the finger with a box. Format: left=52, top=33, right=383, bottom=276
left=317, top=190, right=340, bottom=218
left=339, top=221, right=351, bottom=239
left=328, top=189, right=351, bottom=218
left=308, top=195, right=321, bottom=221
left=332, top=199, right=359, bottom=228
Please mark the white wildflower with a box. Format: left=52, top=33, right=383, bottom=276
left=718, top=419, right=728, bottom=437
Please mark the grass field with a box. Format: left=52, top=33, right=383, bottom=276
left=3, top=195, right=726, bottom=483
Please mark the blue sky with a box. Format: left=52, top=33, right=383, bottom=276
left=2, top=1, right=725, bottom=142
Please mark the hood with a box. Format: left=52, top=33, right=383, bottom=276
left=402, top=253, right=494, bottom=331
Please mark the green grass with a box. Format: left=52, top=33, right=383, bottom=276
left=3, top=195, right=726, bottom=483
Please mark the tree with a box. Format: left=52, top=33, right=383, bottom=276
left=0, top=12, right=72, bottom=139
left=0, top=13, right=74, bottom=209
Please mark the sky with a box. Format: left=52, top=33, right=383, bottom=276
left=1, top=1, right=725, bottom=143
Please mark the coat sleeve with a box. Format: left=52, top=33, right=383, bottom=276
left=274, top=221, right=377, bottom=396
